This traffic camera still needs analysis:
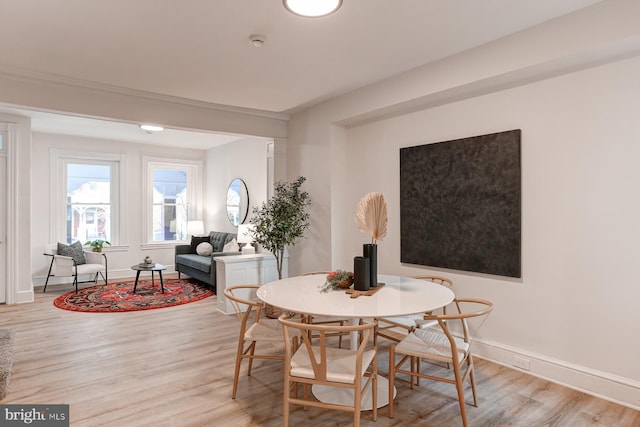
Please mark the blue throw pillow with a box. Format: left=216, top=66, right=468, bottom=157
left=57, top=241, right=86, bottom=265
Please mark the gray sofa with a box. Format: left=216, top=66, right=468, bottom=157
left=175, top=231, right=238, bottom=289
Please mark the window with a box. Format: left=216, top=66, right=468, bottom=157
left=66, top=162, right=112, bottom=243
left=144, top=159, right=202, bottom=244
left=152, top=168, right=188, bottom=241
left=51, top=151, right=124, bottom=245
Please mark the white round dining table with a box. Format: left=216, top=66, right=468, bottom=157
left=257, top=273, right=454, bottom=320
left=256, top=273, right=455, bottom=410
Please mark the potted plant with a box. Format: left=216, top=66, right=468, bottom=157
left=84, top=239, right=111, bottom=252
left=320, top=270, right=354, bottom=293
left=355, top=192, right=387, bottom=288
left=250, top=176, right=311, bottom=280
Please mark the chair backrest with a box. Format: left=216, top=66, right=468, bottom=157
left=44, top=243, right=78, bottom=276
left=413, top=275, right=453, bottom=317
left=223, top=285, right=263, bottom=324
left=300, top=271, right=331, bottom=276
left=413, top=275, right=453, bottom=288
left=423, top=298, right=493, bottom=360
left=278, top=314, right=376, bottom=383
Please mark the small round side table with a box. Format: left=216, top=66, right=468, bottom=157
left=131, top=263, right=167, bottom=293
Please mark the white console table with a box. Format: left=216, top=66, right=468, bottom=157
left=214, top=253, right=288, bottom=315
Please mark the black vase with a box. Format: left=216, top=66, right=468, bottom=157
left=363, top=243, right=377, bottom=288
left=353, top=256, right=370, bottom=291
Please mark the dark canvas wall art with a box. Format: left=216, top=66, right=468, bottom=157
left=400, top=129, right=521, bottom=278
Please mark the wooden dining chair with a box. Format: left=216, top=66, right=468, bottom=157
left=376, top=275, right=453, bottom=343
left=278, top=314, right=378, bottom=427
left=223, top=284, right=292, bottom=399
left=388, top=298, right=494, bottom=427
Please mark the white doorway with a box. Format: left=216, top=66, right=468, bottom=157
left=0, top=128, right=6, bottom=304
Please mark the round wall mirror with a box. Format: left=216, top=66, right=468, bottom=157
left=226, top=178, right=249, bottom=226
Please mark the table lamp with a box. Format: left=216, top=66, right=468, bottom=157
left=237, top=223, right=256, bottom=254
left=187, top=220, right=205, bottom=237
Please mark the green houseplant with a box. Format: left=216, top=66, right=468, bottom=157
left=250, top=176, right=311, bottom=280
left=84, top=239, right=111, bottom=252
left=320, top=270, right=354, bottom=293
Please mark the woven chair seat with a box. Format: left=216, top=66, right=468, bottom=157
left=291, top=346, right=376, bottom=384
left=74, top=263, right=107, bottom=275
left=244, top=318, right=287, bottom=342
left=396, top=327, right=469, bottom=363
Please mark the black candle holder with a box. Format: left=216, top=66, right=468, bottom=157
left=353, top=256, right=370, bottom=291
left=363, top=243, right=377, bottom=287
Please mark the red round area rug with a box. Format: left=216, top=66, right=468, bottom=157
left=53, top=278, right=214, bottom=313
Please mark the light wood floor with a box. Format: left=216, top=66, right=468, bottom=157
left=1, top=282, right=639, bottom=426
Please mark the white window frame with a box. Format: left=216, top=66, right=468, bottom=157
left=50, top=149, right=126, bottom=246
left=142, top=157, right=203, bottom=248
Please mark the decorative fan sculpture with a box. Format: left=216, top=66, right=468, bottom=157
left=355, top=192, right=388, bottom=243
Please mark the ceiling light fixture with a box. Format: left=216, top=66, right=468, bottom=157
left=139, top=124, right=164, bottom=132
left=283, top=0, right=342, bottom=17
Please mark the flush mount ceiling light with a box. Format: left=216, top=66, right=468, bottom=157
left=139, top=124, right=164, bottom=132
left=283, top=0, right=342, bottom=17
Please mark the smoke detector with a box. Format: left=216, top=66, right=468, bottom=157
left=249, top=34, right=266, bottom=47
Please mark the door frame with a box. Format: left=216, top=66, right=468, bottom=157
left=0, top=121, right=18, bottom=304
left=0, top=127, right=6, bottom=303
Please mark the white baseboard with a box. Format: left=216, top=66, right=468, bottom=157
left=14, top=289, right=34, bottom=304
left=473, top=338, right=640, bottom=411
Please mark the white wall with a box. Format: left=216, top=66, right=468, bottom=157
left=286, top=113, right=334, bottom=274
left=342, top=53, right=640, bottom=382
left=205, top=137, right=269, bottom=233
left=286, top=0, right=640, bottom=409
left=30, top=133, right=207, bottom=285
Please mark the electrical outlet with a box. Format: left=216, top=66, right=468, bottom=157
left=513, top=356, right=530, bottom=371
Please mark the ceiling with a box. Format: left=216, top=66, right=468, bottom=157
left=0, top=0, right=602, bottom=148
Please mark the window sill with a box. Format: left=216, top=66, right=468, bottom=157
left=141, top=242, right=188, bottom=251
left=99, top=245, right=130, bottom=253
